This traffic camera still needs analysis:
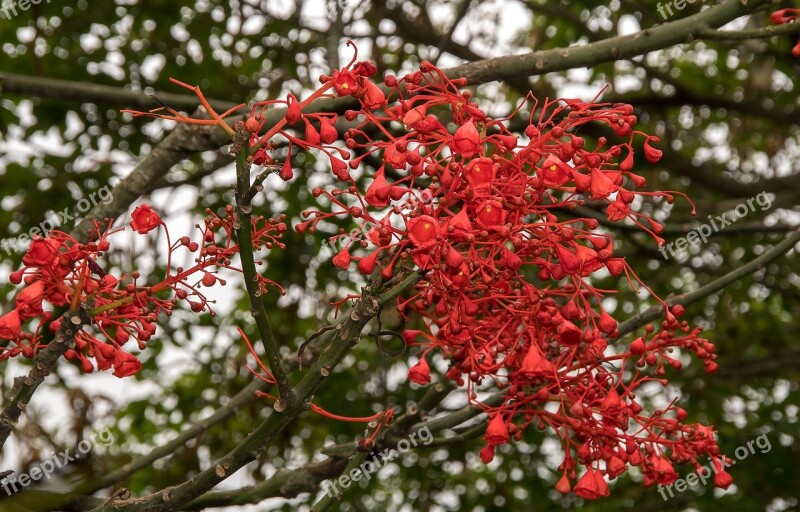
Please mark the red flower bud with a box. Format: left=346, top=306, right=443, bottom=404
left=319, top=118, right=338, bottom=144
left=332, top=248, right=351, bottom=269
left=452, top=120, right=480, bottom=157
left=643, top=137, right=663, bottom=163
left=357, top=249, right=381, bottom=274
left=285, top=94, right=301, bottom=124
left=304, top=119, right=321, bottom=146
left=629, top=337, right=646, bottom=355
left=555, top=473, right=571, bottom=493
left=479, top=444, right=495, bottom=464
left=244, top=117, right=260, bottom=133
left=714, top=469, right=733, bottom=490
left=597, top=311, right=617, bottom=334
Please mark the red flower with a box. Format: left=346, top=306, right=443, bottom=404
left=590, top=168, right=617, bottom=199
left=285, top=93, right=301, bottom=124
left=403, top=106, right=426, bottom=128
left=352, top=61, right=377, bottom=77
left=445, top=209, right=473, bottom=232
left=0, top=310, right=22, bottom=340
left=574, top=468, right=609, bottom=499
left=365, top=168, right=391, bottom=207
left=130, top=204, right=162, bottom=234
left=112, top=349, right=142, bottom=378
left=555, top=244, right=580, bottom=274
left=519, top=344, right=554, bottom=379
left=649, top=454, right=678, bottom=485
left=333, top=69, right=358, bottom=96
left=484, top=414, right=509, bottom=445
left=540, top=155, right=571, bottom=186
left=597, top=311, right=617, bottom=334
left=452, top=120, right=480, bottom=157
left=357, top=249, right=381, bottom=274
left=22, top=237, right=60, bottom=267
left=770, top=8, right=800, bottom=24
left=464, top=158, right=496, bottom=192
left=406, top=215, right=439, bottom=249
left=557, top=320, right=583, bottom=345
left=319, top=118, right=338, bottom=144
left=362, top=80, right=385, bottom=110
left=606, top=199, right=629, bottom=221
left=629, top=337, right=646, bottom=355
left=16, top=281, right=45, bottom=320
left=408, top=357, right=431, bottom=385
left=475, top=200, right=506, bottom=228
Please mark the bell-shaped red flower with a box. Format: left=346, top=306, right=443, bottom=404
left=590, top=168, right=617, bottom=199
left=558, top=320, right=583, bottom=345
left=519, top=344, right=555, bottom=380
left=574, top=468, right=609, bottom=499
left=365, top=168, right=391, bottom=207
left=0, top=310, right=22, bottom=340
left=540, top=155, right=571, bottom=186
left=362, top=80, right=385, bottom=110
left=484, top=414, right=509, bottom=445
left=112, top=349, right=142, bottom=378
left=408, top=357, right=431, bottom=385
left=22, top=237, right=60, bottom=268
left=16, top=281, right=45, bottom=320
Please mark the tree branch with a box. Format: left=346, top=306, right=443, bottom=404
left=616, top=230, right=800, bottom=337
left=0, top=72, right=239, bottom=112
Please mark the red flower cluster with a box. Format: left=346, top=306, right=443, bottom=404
left=275, top=58, right=724, bottom=497
left=119, top=43, right=731, bottom=499
left=1, top=205, right=286, bottom=377
left=771, top=8, right=800, bottom=57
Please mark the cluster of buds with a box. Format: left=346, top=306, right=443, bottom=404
left=0, top=205, right=286, bottom=377
left=771, top=8, right=800, bottom=57
left=116, top=42, right=730, bottom=498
